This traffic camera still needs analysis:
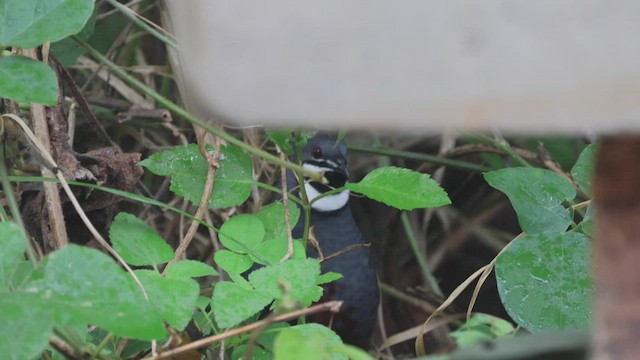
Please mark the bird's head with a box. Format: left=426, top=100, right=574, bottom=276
left=301, top=134, right=350, bottom=212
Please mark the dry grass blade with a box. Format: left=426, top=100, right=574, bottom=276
left=378, top=314, right=464, bottom=355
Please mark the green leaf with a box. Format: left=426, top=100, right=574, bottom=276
left=255, top=201, right=300, bottom=242
left=219, top=214, right=265, bottom=254
left=249, top=259, right=322, bottom=307
left=0, top=222, right=27, bottom=290
left=346, top=166, right=451, bottom=210
left=576, top=202, right=595, bottom=237
left=0, top=293, right=53, bottom=360
left=495, top=232, right=593, bottom=332
left=0, top=0, right=94, bottom=48
left=211, top=281, right=273, bottom=328
left=450, top=313, right=514, bottom=348
left=0, top=56, right=58, bottom=104
left=134, top=270, right=199, bottom=330
left=317, top=272, right=343, bottom=285
left=484, top=168, right=576, bottom=235
left=23, top=245, right=166, bottom=340
left=571, top=143, right=597, bottom=197
left=214, top=250, right=254, bottom=275
left=251, top=239, right=306, bottom=266
left=109, top=212, right=174, bottom=266
left=273, top=324, right=346, bottom=360
left=165, top=260, right=218, bottom=279
left=140, top=144, right=253, bottom=208
left=50, top=8, right=95, bottom=66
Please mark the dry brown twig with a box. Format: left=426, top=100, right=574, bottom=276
left=146, top=301, right=343, bottom=360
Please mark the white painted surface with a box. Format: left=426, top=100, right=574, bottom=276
left=163, top=1, right=640, bottom=133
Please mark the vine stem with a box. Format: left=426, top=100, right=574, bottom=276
left=72, top=36, right=322, bottom=182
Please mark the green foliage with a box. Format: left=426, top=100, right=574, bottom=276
left=165, top=259, right=219, bottom=279
left=140, top=144, right=254, bottom=208
left=266, top=130, right=316, bottom=155
left=496, top=231, right=592, bottom=332
left=449, top=313, right=514, bottom=348
left=347, top=166, right=451, bottom=210
left=0, top=56, right=58, bottom=104
left=219, top=214, right=266, bottom=253
left=486, top=144, right=596, bottom=334
left=0, top=222, right=26, bottom=290
left=0, top=293, right=53, bottom=360
left=0, top=0, right=94, bottom=105
left=0, top=0, right=94, bottom=48
left=484, top=168, right=576, bottom=235
left=211, top=281, right=273, bottom=329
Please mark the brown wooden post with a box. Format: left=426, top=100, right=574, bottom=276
left=594, top=136, right=640, bottom=359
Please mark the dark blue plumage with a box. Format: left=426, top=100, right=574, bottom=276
left=284, top=134, right=379, bottom=348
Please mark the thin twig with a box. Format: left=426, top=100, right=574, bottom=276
left=146, top=301, right=343, bottom=360
left=320, top=243, right=370, bottom=263
left=278, top=148, right=294, bottom=263
left=166, top=132, right=221, bottom=267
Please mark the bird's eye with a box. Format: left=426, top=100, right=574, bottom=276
left=311, top=147, right=322, bottom=159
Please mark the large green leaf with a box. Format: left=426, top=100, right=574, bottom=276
left=346, top=166, right=451, bottom=210
left=571, top=143, right=597, bottom=197
left=0, top=0, right=94, bottom=48
left=24, top=245, right=166, bottom=340
left=214, top=249, right=254, bottom=275
left=0, top=222, right=27, bottom=290
left=109, top=212, right=174, bottom=266
left=0, top=56, right=57, bottom=104
left=0, top=293, right=53, bottom=360
left=219, top=214, right=265, bottom=254
left=134, top=270, right=199, bottom=330
left=140, top=144, right=253, bottom=208
left=249, top=259, right=322, bottom=307
left=211, top=281, right=273, bottom=329
left=495, top=232, right=592, bottom=332
left=484, top=167, right=576, bottom=235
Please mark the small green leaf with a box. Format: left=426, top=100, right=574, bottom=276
left=165, top=260, right=218, bottom=279
left=134, top=270, right=199, bottom=330
left=0, top=56, right=58, bottom=104
left=0, top=222, right=27, bottom=290
left=211, top=281, right=273, bottom=328
left=109, top=212, right=174, bottom=266
left=273, top=324, right=345, bottom=360
left=214, top=250, right=254, bottom=275
left=255, top=201, right=300, bottom=242
left=346, top=166, right=451, bottom=210
left=266, top=130, right=316, bottom=155
left=485, top=168, right=576, bottom=235
left=140, top=144, right=253, bottom=208
left=495, top=232, right=593, bottom=332
left=571, top=143, right=597, bottom=196
left=0, top=0, right=94, bottom=48
left=249, top=259, right=322, bottom=307
left=219, top=214, right=265, bottom=254
left=450, top=313, right=514, bottom=348
left=317, top=272, right=343, bottom=285
left=0, top=293, right=53, bottom=360
left=23, top=245, right=166, bottom=339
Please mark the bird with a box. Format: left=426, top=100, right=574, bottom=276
left=282, top=133, right=380, bottom=349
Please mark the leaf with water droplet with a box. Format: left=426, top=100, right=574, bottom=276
left=495, top=231, right=592, bottom=332
left=140, top=144, right=253, bottom=208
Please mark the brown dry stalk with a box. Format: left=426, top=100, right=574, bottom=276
left=166, top=131, right=222, bottom=267
left=147, top=301, right=343, bottom=360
